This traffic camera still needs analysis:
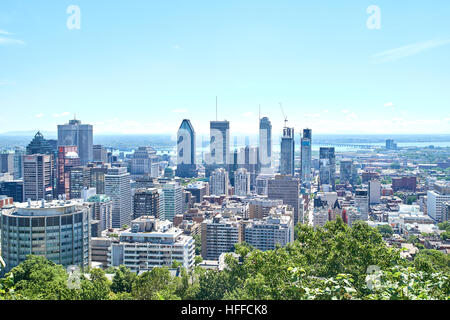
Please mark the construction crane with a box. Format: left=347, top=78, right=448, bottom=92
left=279, top=102, right=288, bottom=128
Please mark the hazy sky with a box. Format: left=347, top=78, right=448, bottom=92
left=1, top=0, right=449, bottom=136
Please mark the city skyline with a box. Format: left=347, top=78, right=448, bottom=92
left=1, top=1, right=450, bottom=135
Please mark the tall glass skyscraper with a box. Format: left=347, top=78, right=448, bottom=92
left=57, top=119, right=93, bottom=165
left=319, top=147, right=336, bottom=191
left=176, top=119, right=198, bottom=178
left=280, top=127, right=295, bottom=176
left=301, top=129, right=312, bottom=186
left=259, top=117, right=272, bottom=169
left=105, top=167, right=132, bottom=228
left=210, top=120, right=230, bottom=166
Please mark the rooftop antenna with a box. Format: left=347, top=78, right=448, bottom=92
left=216, top=96, right=218, bottom=121
left=259, top=104, right=261, bottom=121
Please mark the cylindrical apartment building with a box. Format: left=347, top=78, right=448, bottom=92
left=0, top=199, right=90, bottom=272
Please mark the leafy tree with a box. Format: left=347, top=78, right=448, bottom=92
left=8, top=255, right=78, bottom=300
left=131, top=267, right=178, bottom=300
left=377, top=225, right=394, bottom=238
left=413, top=249, right=450, bottom=274
left=192, top=234, right=202, bottom=255
left=111, top=265, right=137, bottom=294
left=79, top=268, right=112, bottom=300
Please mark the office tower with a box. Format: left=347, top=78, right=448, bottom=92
left=108, top=217, right=195, bottom=272
left=280, top=127, right=295, bottom=176
left=340, top=159, right=353, bottom=184
left=0, top=152, right=14, bottom=174
left=0, top=180, right=24, bottom=203
left=234, top=168, right=250, bottom=196
left=13, top=148, right=25, bottom=179
left=23, top=154, right=53, bottom=201
left=130, top=146, right=158, bottom=176
left=176, top=119, right=198, bottom=178
left=185, top=182, right=207, bottom=203
left=238, top=146, right=260, bottom=190
left=26, top=132, right=58, bottom=196
left=26, top=131, right=57, bottom=156
left=57, top=118, right=93, bottom=165
left=57, top=146, right=81, bottom=198
left=268, top=175, right=301, bottom=225
left=319, top=147, right=336, bottom=191
left=301, top=129, right=312, bottom=185
left=244, top=216, right=294, bottom=251
left=93, top=145, right=108, bottom=163
left=386, top=139, right=397, bottom=150
left=368, top=180, right=381, bottom=205
left=355, top=189, right=369, bottom=220
left=87, top=194, right=113, bottom=234
left=69, top=166, right=90, bottom=199
left=255, top=173, right=276, bottom=196
left=201, top=215, right=242, bottom=260
left=259, top=117, right=272, bottom=169
left=427, top=181, right=450, bottom=223
left=210, top=120, right=230, bottom=166
left=162, top=182, right=182, bottom=222
left=105, top=167, right=132, bottom=228
left=210, top=168, right=229, bottom=196
left=87, top=163, right=110, bottom=194
left=133, top=188, right=161, bottom=219
left=0, top=199, right=90, bottom=272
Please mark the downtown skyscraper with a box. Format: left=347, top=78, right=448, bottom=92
left=280, top=127, right=295, bottom=176
left=22, top=154, right=53, bottom=201
left=105, top=167, right=132, bottom=229
left=57, top=118, right=93, bottom=165
left=301, top=129, right=312, bottom=186
left=319, top=147, right=336, bottom=191
left=259, top=117, right=272, bottom=169
left=209, top=120, right=230, bottom=166
left=176, top=119, right=198, bottom=178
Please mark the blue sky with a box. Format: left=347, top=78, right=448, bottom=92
left=0, top=0, right=449, bottom=136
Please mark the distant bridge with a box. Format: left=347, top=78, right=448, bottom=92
left=314, top=142, right=377, bottom=149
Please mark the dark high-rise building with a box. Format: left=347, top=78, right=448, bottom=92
left=280, top=127, right=295, bottom=176
left=22, top=154, right=53, bottom=201
left=70, top=166, right=90, bottom=199
left=57, top=146, right=81, bottom=198
left=319, top=147, right=336, bottom=190
left=87, top=163, right=110, bottom=194
left=210, top=120, right=230, bottom=166
left=185, top=183, right=207, bottom=203
left=0, top=152, right=14, bottom=174
left=259, top=117, right=272, bottom=169
left=340, top=159, right=353, bottom=185
left=13, top=148, right=25, bottom=179
left=57, top=119, right=93, bottom=165
left=26, top=132, right=57, bottom=156
left=386, top=139, right=397, bottom=150
left=268, top=175, right=301, bottom=225
left=176, top=119, right=198, bottom=178
left=0, top=180, right=24, bottom=203
left=133, top=188, right=160, bottom=219
left=301, top=129, right=312, bottom=185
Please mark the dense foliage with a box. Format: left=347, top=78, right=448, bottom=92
left=1, top=219, right=448, bottom=300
